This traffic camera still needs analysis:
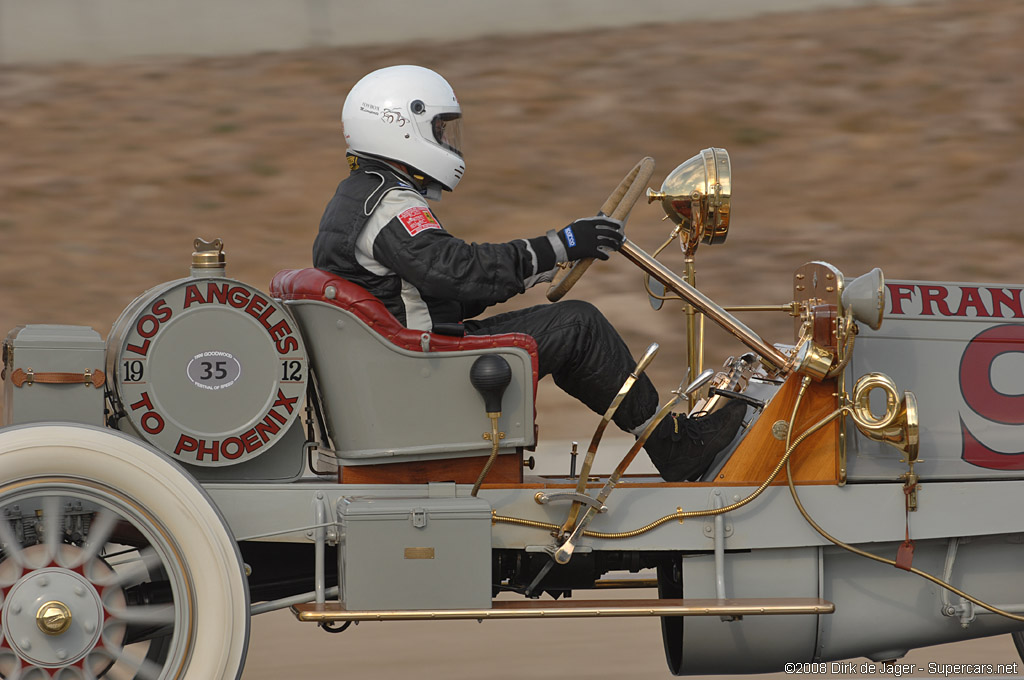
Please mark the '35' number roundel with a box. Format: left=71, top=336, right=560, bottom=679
left=960, top=324, right=1024, bottom=469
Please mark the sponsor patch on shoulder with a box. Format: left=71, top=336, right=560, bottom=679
left=397, top=207, right=442, bottom=236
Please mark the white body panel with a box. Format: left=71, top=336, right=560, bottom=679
left=850, top=279, right=1024, bottom=480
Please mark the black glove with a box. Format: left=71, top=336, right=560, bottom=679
left=547, top=215, right=625, bottom=262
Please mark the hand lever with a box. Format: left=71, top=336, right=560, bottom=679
left=555, top=370, right=714, bottom=564
left=559, top=343, right=659, bottom=538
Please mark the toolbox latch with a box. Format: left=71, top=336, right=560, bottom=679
left=410, top=508, right=428, bottom=529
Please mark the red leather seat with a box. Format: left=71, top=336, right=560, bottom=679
left=270, top=268, right=539, bottom=396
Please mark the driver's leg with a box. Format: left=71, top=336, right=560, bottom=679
left=465, top=301, right=746, bottom=481
left=465, top=300, right=656, bottom=432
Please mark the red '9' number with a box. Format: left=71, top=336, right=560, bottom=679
left=959, top=324, right=1024, bottom=468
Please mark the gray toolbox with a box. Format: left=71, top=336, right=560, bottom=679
left=337, top=493, right=492, bottom=611
left=2, top=325, right=107, bottom=427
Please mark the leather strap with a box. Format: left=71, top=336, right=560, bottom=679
left=11, top=368, right=105, bottom=388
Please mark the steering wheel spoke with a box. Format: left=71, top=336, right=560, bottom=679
left=547, top=157, right=655, bottom=301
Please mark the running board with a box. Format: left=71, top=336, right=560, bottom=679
left=292, top=597, right=834, bottom=622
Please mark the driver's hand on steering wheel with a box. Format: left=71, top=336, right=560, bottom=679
left=547, top=215, right=625, bottom=262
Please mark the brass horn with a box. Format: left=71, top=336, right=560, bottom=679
left=850, top=373, right=919, bottom=461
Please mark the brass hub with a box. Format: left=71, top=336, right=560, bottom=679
left=36, top=600, right=72, bottom=636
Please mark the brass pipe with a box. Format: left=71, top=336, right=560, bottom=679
left=619, top=239, right=790, bottom=372
left=493, top=509, right=692, bottom=540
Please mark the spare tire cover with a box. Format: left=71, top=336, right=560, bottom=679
left=108, top=277, right=307, bottom=467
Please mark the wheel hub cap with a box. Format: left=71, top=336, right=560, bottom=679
left=3, top=566, right=103, bottom=667
left=36, top=600, right=73, bottom=636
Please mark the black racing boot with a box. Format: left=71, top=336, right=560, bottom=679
left=643, top=399, right=747, bottom=482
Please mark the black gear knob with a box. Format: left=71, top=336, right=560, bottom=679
left=470, top=355, right=512, bottom=415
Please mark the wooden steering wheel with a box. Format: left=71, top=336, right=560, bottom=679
left=546, top=157, right=656, bottom=302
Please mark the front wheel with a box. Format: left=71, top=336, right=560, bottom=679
left=0, top=424, right=249, bottom=679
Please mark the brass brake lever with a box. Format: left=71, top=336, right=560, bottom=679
left=554, top=369, right=715, bottom=565
left=558, top=343, right=659, bottom=538
left=554, top=377, right=688, bottom=565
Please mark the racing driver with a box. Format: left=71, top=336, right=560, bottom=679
left=313, top=65, right=746, bottom=481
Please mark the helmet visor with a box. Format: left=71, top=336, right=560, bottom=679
left=431, top=113, right=463, bottom=158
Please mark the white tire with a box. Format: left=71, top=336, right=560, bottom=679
left=0, top=424, right=250, bottom=679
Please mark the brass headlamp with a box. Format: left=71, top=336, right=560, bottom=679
left=645, top=148, right=733, bottom=402
left=647, top=147, right=732, bottom=250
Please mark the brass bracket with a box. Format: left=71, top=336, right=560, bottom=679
left=483, top=431, right=506, bottom=441
left=900, top=465, right=921, bottom=511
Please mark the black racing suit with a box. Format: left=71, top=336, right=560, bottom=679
left=312, top=157, right=658, bottom=432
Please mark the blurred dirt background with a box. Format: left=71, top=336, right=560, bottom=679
left=2, top=0, right=1023, bottom=437
left=4, top=3, right=1024, bottom=677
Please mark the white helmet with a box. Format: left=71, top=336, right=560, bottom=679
left=342, top=65, right=465, bottom=191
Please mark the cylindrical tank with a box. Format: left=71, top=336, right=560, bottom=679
left=106, top=276, right=307, bottom=468
left=660, top=536, right=1024, bottom=675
